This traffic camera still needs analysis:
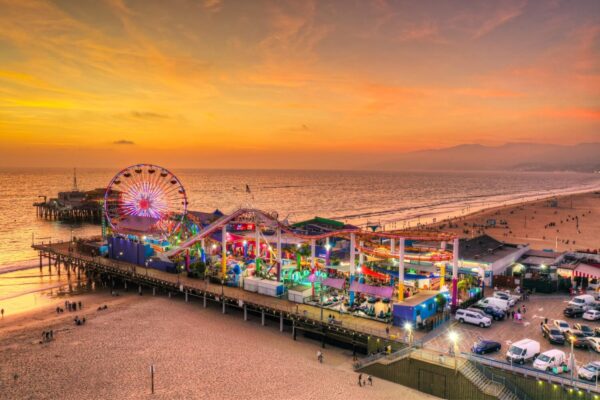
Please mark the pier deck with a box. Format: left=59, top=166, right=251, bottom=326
left=32, top=241, right=407, bottom=353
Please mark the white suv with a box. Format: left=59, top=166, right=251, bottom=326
left=455, top=309, right=492, bottom=327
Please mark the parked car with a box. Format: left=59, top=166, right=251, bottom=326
left=477, top=297, right=510, bottom=312
left=583, top=309, right=600, bottom=321
left=506, top=339, right=540, bottom=364
left=553, top=320, right=570, bottom=333
left=494, top=291, right=518, bottom=306
left=541, top=323, right=565, bottom=345
left=472, top=340, right=502, bottom=355
left=564, top=307, right=585, bottom=318
left=566, top=330, right=590, bottom=349
left=587, top=338, right=600, bottom=353
left=568, top=294, right=596, bottom=310
left=455, top=309, right=492, bottom=327
left=469, top=304, right=505, bottom=320
left=578, top=362, right=600, bottom=381
left=574, top=323, right=595, bottom=337
left=533, top=349, right=567, bottom=372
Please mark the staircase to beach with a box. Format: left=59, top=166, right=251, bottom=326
left=458, top=362, right=520, bottom=400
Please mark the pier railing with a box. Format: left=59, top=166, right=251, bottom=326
left=33, top=241, right=401, bottom=345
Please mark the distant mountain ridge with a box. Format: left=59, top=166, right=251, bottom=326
left=374, top=142, right=600, bottom=172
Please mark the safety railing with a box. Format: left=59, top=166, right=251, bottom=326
left=465, top=353, right=600, bottom=394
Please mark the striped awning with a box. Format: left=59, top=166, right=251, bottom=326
left=574, top=263, right=600, bottom=279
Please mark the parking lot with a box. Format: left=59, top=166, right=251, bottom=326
left=425, top=291, right=600, bottom=372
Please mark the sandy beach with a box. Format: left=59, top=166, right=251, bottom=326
left=430, top=191, right=600, bottom=252
left=0, top=290, right=435, bottom=400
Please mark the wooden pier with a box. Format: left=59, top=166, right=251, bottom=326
left=33, top=201, right=102, bottom=223
left=32, top=241, right=406, bottom=354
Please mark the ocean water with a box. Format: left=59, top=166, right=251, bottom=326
left=1, top=168, right=600, bottom=269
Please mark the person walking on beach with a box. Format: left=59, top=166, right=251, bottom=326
left=368, top=375, right=373, bottom=386
left=522, top=305, right=527, bottom=314
left=317, top=350, right=323, bottom=363
left=1, top=308, right=4, bottom=319
left=358, top=373, right=363, bottom=387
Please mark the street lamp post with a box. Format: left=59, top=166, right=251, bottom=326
left=449, top=331, right=459, bottom=373
left=404, top=322, right=413, bottom=345
left=569, top=336, right=575, bottom=384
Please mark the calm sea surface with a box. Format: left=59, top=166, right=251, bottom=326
left=1, top=168, right=600, bottom=268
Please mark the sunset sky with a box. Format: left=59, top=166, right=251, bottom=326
left=0, top=0, right=598, bottom=169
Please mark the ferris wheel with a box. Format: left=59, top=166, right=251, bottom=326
left=104, top=164, right=187, bottom=238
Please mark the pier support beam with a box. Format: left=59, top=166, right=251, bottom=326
left=39, top=253, right=42, bottom=270
left=203, top=292, right=207, bottom=308
left=261, top=310, right=265, bottom=326
left=152, top=287, right=156, bottom=296
left=398, top=238, right=405, bottom=302
left=222, top=298, right=226, bottom=314
left=185, top=291, right=188, bottom=302
left=244, top=305, right=248, bottom=321
left=280, top=313, right=283, bottom=332
left=292, top=320, right=296, bottom=340
left=139, top=285, right=142, bottom=296
left=124, top=281, right=127, bottom=291
left=168, top=292, right=171, bottom=298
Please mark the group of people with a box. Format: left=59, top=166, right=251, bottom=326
left=509, top=305, right=527, bottom=321
left=357, top=373, right=373, bottom=387
left=41, top=330, right=54, bottom=342
left=74, top=315, right=86, bottom=325
left=97, top=304, right=109, bottom=311
left=327, top=314, right=338, bottom=324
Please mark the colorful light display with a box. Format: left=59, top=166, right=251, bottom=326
left=104, top=164, right=187, bottom=238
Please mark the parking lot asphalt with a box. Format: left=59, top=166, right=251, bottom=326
left=424, top=292, right=600, bottom=371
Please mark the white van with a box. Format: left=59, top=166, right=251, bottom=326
left=494, top=291, right=518, bottom=306
left=477, top=297, right=510, bottom=312
left=455, top=309, right=492, bottom=327
left=533, top=349, right=566, bottom=372
left=568, top=294, right=595, bottom=310
left=506, top=339, right=540, bottom=364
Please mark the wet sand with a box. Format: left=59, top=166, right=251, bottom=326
left=430, top=191, right=600, bottom=252
left=0, top=291, right=436, bottom=399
